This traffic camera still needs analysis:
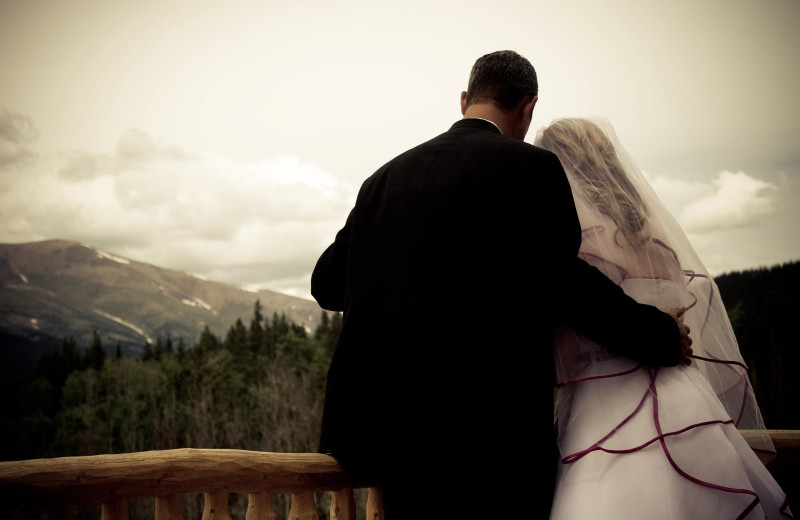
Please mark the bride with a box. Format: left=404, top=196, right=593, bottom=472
left=535, top=118, right=792, bottom=519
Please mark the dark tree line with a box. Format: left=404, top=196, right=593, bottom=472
left=715, top=260, right=800, bottom=429
left=3, top=260, right=799, bottom=459
left=0, top=301, right=343, bottom=463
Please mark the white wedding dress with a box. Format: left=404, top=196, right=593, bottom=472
left=550, top=270, right=791, bottom=519
left=535, top=118, right=793, bottom=519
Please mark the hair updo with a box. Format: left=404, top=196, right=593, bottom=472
left=539, top=118, right=649, bottom=248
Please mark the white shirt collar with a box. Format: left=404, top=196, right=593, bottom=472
left=469, top=117, right=501, bottom=132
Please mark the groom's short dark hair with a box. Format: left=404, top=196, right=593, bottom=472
left=465, top=50, right=538, bottom=109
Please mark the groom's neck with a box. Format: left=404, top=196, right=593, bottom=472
left=462, top=103, right=526, bottom=141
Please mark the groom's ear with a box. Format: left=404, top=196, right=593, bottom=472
left=521, top=95, right=538, bottom=118
left=460, top=91, right=468, bottom=115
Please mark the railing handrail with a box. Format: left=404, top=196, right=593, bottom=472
left=739, top=429, right=800, bottom=466
left=0, top=449, right=365, bottom=505
left=0, top=430, right=797, bottom=518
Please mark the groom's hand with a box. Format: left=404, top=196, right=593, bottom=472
left=666, top=306, right=693, bottom=366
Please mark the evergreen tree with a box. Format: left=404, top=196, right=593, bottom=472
left=142, top=342, right=154, bottom=362
left=195, top=325, right=219, bottom=358
left=33, top=336, right=81, bottom=402
left=225, top=318, right=249, bottom=358
left=176, top=338, right=186, bottom=361
left=153, top=337, right=165, bottom=360
left=315, top=311, right=342, bottom=356
left=315, top=311, right=330, bottom=340
left=62, top=336, right=81, bottom=369
left=290, top=323, right=308, bottom=338
left=271, top=312, right=290, bottom=337
left=716, top=260, right=800, bottom=428
left=250, top=300, right=265, bottom=355
left=83, top=330, right=106, bottom=371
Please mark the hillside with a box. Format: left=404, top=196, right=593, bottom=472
left=0, top=240, right=323, bottom=378
left=715, top=260, right=800, bottom=429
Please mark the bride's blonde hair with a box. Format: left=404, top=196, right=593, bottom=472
left=539, top=118, right=649, bottom=247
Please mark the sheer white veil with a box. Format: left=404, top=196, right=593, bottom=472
left=534, top=117, right=775, bottom=457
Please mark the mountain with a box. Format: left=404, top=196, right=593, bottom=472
left=0, top=240, right=324, bottom=379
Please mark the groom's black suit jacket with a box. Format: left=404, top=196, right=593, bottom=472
left=311, top=119, right=681, bottom=514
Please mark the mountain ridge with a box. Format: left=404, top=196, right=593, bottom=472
left=0, top=239, right=324, bottom=378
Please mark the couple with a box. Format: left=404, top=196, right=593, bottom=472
left=311, top=50, right=792, bottom=518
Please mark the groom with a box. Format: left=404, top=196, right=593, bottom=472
left=311, top=50, right=690, bottom=518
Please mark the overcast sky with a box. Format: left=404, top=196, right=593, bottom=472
left=1, top=0, right=798, bottom=300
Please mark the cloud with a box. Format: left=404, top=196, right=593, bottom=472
left=649, top=170, right=777, bottom=233
left=58, top=151, right=112, bottom=181
left=0, top=107, right=38, bottom=167
left=0, top=125, right=356, bottom=299
left=3, top=109, right=789, bottom=299
left=116, top=128, right=189, bottom=164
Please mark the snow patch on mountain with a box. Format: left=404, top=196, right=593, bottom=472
left=94, top=309, right=153, bottom=343
left=90, top=246, right=131, bottom=265
left=181, top=297, right=216, bottom=315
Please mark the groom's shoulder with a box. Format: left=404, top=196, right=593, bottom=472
left=370, top=126, right=456, bottom=166
left=495, top=136, right=563, bottom=171
left=502, top=138, right=551, bottom=157
left=366, top=122, right=560, bottom=178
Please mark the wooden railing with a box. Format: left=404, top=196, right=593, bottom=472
left=0, top=430, right=798, bottom=520
left=0, top=449, right=384, bottom=520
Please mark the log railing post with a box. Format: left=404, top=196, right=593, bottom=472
left=288, top=491, right=318, bottom=520
left=246, top=491, right=276, bottom=520
left=100, top=497, right=128, bottom=520
left=44, top=500, right=74, bottom=520
left=366, top=487, right=385, bottom=520
left=155, top=493, right=183, bottom=520
left=330, top=488, right=356, bottom=520
left=202, top=490, right=232, bottom=520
